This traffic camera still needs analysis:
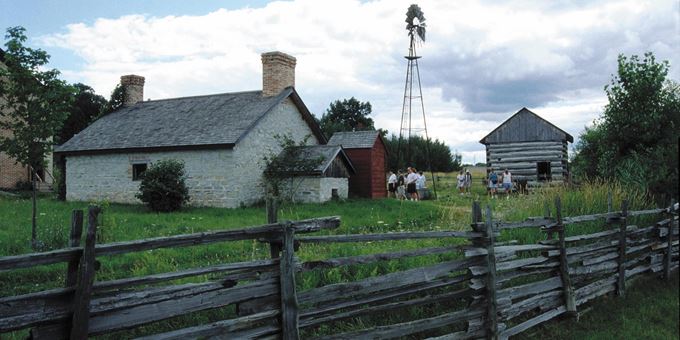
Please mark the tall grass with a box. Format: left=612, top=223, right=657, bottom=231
left=0, top=178, right=673, bottom=339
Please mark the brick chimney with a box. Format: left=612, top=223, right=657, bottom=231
left=261, top=51, right=296, bottom=97
left=120, top=74, right=145, bottom=106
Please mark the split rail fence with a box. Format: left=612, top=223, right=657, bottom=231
left=0, top=198, right=677, bottom=339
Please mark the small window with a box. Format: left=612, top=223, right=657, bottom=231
left=133, top=163, right=147, bottom=181
left=537, top=161, right=551, bottom=182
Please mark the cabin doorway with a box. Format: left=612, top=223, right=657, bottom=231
left=537, top=162, right=551, bottom=181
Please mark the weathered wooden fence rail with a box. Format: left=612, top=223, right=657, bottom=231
left=0, top=199, right=677, bottom=339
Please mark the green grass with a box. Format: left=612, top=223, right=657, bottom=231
left=0, top=177, right=675, bottom=339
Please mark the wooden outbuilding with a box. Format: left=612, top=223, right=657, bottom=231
left=479, top=107, right=573, bottom=184
left=327, top=131, right=388, bottom=198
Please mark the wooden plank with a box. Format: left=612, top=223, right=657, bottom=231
left=279, top=222, right=300, bottom=340
left=300, top=288, right=473, bottom=328
left=65, top=210, right=84, bottom=287
left=617, top=200, right=628, bottom=297
left=496, top=256, right=554, bottom=272
left=70, top=206, right=101, bottom=340
left=134, top=310, right=279, bottom=340
left=500, top=306, right=566, bottom=338
left=555, top=197, right=576, bottom=313
left=0, top=288, right=73, bottom=333
left=301, top=245, right=462, bottom=271
left=93, top=259, right=278, bottom=291
left=574, top=275, right=617, bottom=305
left=96, top=217, right=340, bottom=256
left=300, top=273, right=470, bottom=323
left=317, top=307, right=484, bottom=340
left=569, top=260, right=618, bottom=276
left=483, top=205, right=499, bottom=339
left=87, top=278, right=279, bottom=335
left=497, top=276, right=562, bottom=301
left=499, top=218, right=555, bottom=230
left=298, top=257, right=479, bottom=306
left=665, top=200, right=675, bottom=280
left=297, top=230, right=484, bottom=243
left=0, top=247, right=82, bottom=272
left=500, top=290, right=562, bottom=321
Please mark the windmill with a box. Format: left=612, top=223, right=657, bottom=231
left=397, top=4, right=437, bottom=198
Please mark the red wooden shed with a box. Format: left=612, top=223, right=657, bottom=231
left=327, top=131, right=388, bottom=198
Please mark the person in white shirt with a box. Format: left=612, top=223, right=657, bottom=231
left=456, top=170, right=465, bottom=195
left=406, top=167, right=419, bottom=201
left=416, top=171, right=426, bottom=199
left=387, top=170, right=397, bottom=198
left=502, top=169, right=512, bottom=199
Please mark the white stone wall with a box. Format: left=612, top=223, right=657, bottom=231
left=65, top=149, right=236, bottom=207
left=65, top=96, right=319, bottom=208
left=287, top=177, right=348, bottom=203
left=232, top=97, right=319, bottom=206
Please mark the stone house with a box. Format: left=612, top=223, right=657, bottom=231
left=479, top=107, right=573, bottom=185
left=277, top=145, right=355, bottom=203
left=0, top=48, right=53, bottom=190
left=55, top=51, right=333, bottom=207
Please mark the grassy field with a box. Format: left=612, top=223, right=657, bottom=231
left=0, top=173, right=677, bottom=339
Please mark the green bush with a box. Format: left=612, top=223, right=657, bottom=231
left=135, top=159, right=190, bottom=212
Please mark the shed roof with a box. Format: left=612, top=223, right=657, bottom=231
left=327, top=130, right=384, bottom=149
left=277, top=145, right=355, bottom=176
left=55, top=87, right=326, bottom=155
left=479, top=107, right=574, bottom=145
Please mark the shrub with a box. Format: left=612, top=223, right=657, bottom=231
left=135, top=159, right=190, bottom=212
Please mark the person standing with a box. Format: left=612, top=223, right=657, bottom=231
left=464, top=170, right=472, bottom=195
left=387, top=170, right=397, bottom=198
left=397, top=170, right=406, bottom=200
left=502, top=169, right=512, bottom=199
left=456, top=170, right=465, bottom=195
left=416, top=171, right=426, bottom=200
left=488, top=169, right=498, bottom=198
left=406, top=167, right=419, bottom=201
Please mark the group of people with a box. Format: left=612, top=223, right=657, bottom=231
left=487, top=168, right=513, bottom=199
left=387, top=167, right=427, bottom=201
left=456, top=169, right=473, bottom=195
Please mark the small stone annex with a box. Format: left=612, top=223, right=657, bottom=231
left=479, top=107, right=573, bottom=185
left=54, top=51, right=342, bottom=208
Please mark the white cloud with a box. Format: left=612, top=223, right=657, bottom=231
left=40, top=0, right=679, bottom=163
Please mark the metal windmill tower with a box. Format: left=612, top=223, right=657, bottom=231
left=397, top=4, right=437, bottom=198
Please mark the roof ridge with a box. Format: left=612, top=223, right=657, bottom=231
left=141, top=90, right=262, bottom=103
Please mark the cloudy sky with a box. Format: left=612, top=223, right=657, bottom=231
left=2, top=0, right=678, bottom=163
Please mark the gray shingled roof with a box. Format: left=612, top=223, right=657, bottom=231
left=278, top=145, right=355, bottom=175
left=55, top=87, right=324, bottom=154
left=327, top=130, right=380, bottom=149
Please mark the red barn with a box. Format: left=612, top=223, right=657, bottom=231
left=327, top=131, right=388, bottom=198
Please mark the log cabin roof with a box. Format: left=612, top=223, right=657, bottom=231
left=54, top=87, right=326, bottom=155
left=479, top=107, right=574, bottom=145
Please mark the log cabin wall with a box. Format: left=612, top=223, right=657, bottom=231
left=486, top=140, right=569, bottom=183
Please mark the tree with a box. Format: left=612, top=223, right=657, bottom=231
left=56, top=83, right=107, bottom=144
left=0, top=26, right=73, bottom=249
left=318, top=97, right=374, bottom=138
left=384, top=134, right=459, bottom=172
left=262, top=134, right=324, bottom=199
left=136, top=159, right=190, bottom=212
left=572, top=52, right=680, bottom=200
left=103, top=83, right=126, bottom=115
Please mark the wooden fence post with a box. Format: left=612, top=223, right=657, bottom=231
left=267, top=197, right=282, bottom=258
left=616, top=200, right=628, bottom=297
left=279, top=222, right=300, bottom=340
left=483, top=205, right=499, bottom=340
left=664, top=199, right=675, bottom=280
left=70, top=206, right=100, bottom=340
left=544, top=202, right=553, bottom=241
left=66, top=210, right=84, bottom=287
left=555, top=197, right=576, bottom=313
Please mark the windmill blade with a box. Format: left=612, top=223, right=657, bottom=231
left=417, top=25, right=426, bottom=42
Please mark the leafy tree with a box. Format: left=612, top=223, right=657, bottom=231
left=262, top=134, right=324, bottom=200
left=572, top=52, right=680, bottom=200
left=384, top=134, right=459, bottom=172
left=0, top=26, right=74, bottom=249
left=318, top=97, right=374, bottom=138
left=56, top=83, right=107, bottom=144
left=102, top=83, right=126, bottom=115
left=136, top=159, right=190, bottom=212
